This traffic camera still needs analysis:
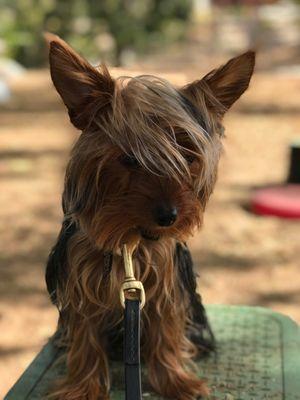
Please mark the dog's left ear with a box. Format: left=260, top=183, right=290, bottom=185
left=45, top=33, right=115, bottom=130
left=182, top=51, right=255, bottom=116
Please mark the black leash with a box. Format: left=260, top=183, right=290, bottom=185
left=124, top=299, right=142, bottom=400
left=121, top=245, right=145, bottom=400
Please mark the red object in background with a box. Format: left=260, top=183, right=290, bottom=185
left=251, top=185, right=300, bottom=219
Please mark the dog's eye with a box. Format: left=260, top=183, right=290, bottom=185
left=120, top=154, right=140, bottom=168
left=185, top=154, right=196, bottom=164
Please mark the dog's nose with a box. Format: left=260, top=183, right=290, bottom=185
left=154, top=205, right=177, bottom=227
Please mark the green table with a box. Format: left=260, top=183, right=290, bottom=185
left=5, top=306, right=300, bottom=399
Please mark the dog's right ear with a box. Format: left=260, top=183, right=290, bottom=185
left=45, top=33, right=115, bottom=130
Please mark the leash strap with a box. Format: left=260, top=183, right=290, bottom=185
left=121, top=245, right=144, bottom=400
left=124, top=298, right=142, bottom=400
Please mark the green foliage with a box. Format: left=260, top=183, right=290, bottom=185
left=0, top=0, right=193, bottom=67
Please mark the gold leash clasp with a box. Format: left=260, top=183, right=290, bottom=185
left=120, top=244, right=145, bottom=309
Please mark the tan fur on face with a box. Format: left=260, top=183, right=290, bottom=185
left=60, top=74, right=223, bottom=251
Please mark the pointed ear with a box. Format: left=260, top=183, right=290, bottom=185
left=182, top=51, right=255, bottom=115
left=45, top=33, right=115, bottom=130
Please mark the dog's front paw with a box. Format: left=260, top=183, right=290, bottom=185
left=149, top=368, right=209, bottom=400
left=170, top=376, right=209, bottom=400
left=47, top=382, right=110, bottom=400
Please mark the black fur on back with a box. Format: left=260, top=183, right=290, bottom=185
left=45, top=217, right=77, bottom=306
left=175, top=242, right=215, bottom=354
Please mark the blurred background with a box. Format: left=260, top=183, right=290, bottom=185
left=0, top=0, right=300, bottom=396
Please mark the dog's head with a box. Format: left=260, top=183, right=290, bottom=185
left=47, top=35, right=254, bottom=250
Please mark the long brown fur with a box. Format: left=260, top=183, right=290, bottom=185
left=45, top=33, right=255, bottom=400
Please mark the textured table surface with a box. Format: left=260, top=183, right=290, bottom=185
left=5, top=305, right=300, bottom=400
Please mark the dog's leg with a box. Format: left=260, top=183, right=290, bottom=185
left=143, top=300, right=209, bottom=400
left=175, top=242, right=215, bottom=355
left=50, top=317, right=110, bottom=400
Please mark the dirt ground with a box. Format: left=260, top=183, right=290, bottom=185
left=0, top=61, right=299, bottom=397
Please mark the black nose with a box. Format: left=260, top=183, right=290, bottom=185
left=154, top=205, right=177, bottom=227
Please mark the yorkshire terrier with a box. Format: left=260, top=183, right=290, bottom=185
left=45, top=34, right=255, bottom=400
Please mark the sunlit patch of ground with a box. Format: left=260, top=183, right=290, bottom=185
left=0, top=67, right=299, bottom=397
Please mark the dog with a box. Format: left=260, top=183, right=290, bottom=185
left=45, top=34, right=255, bottom=400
